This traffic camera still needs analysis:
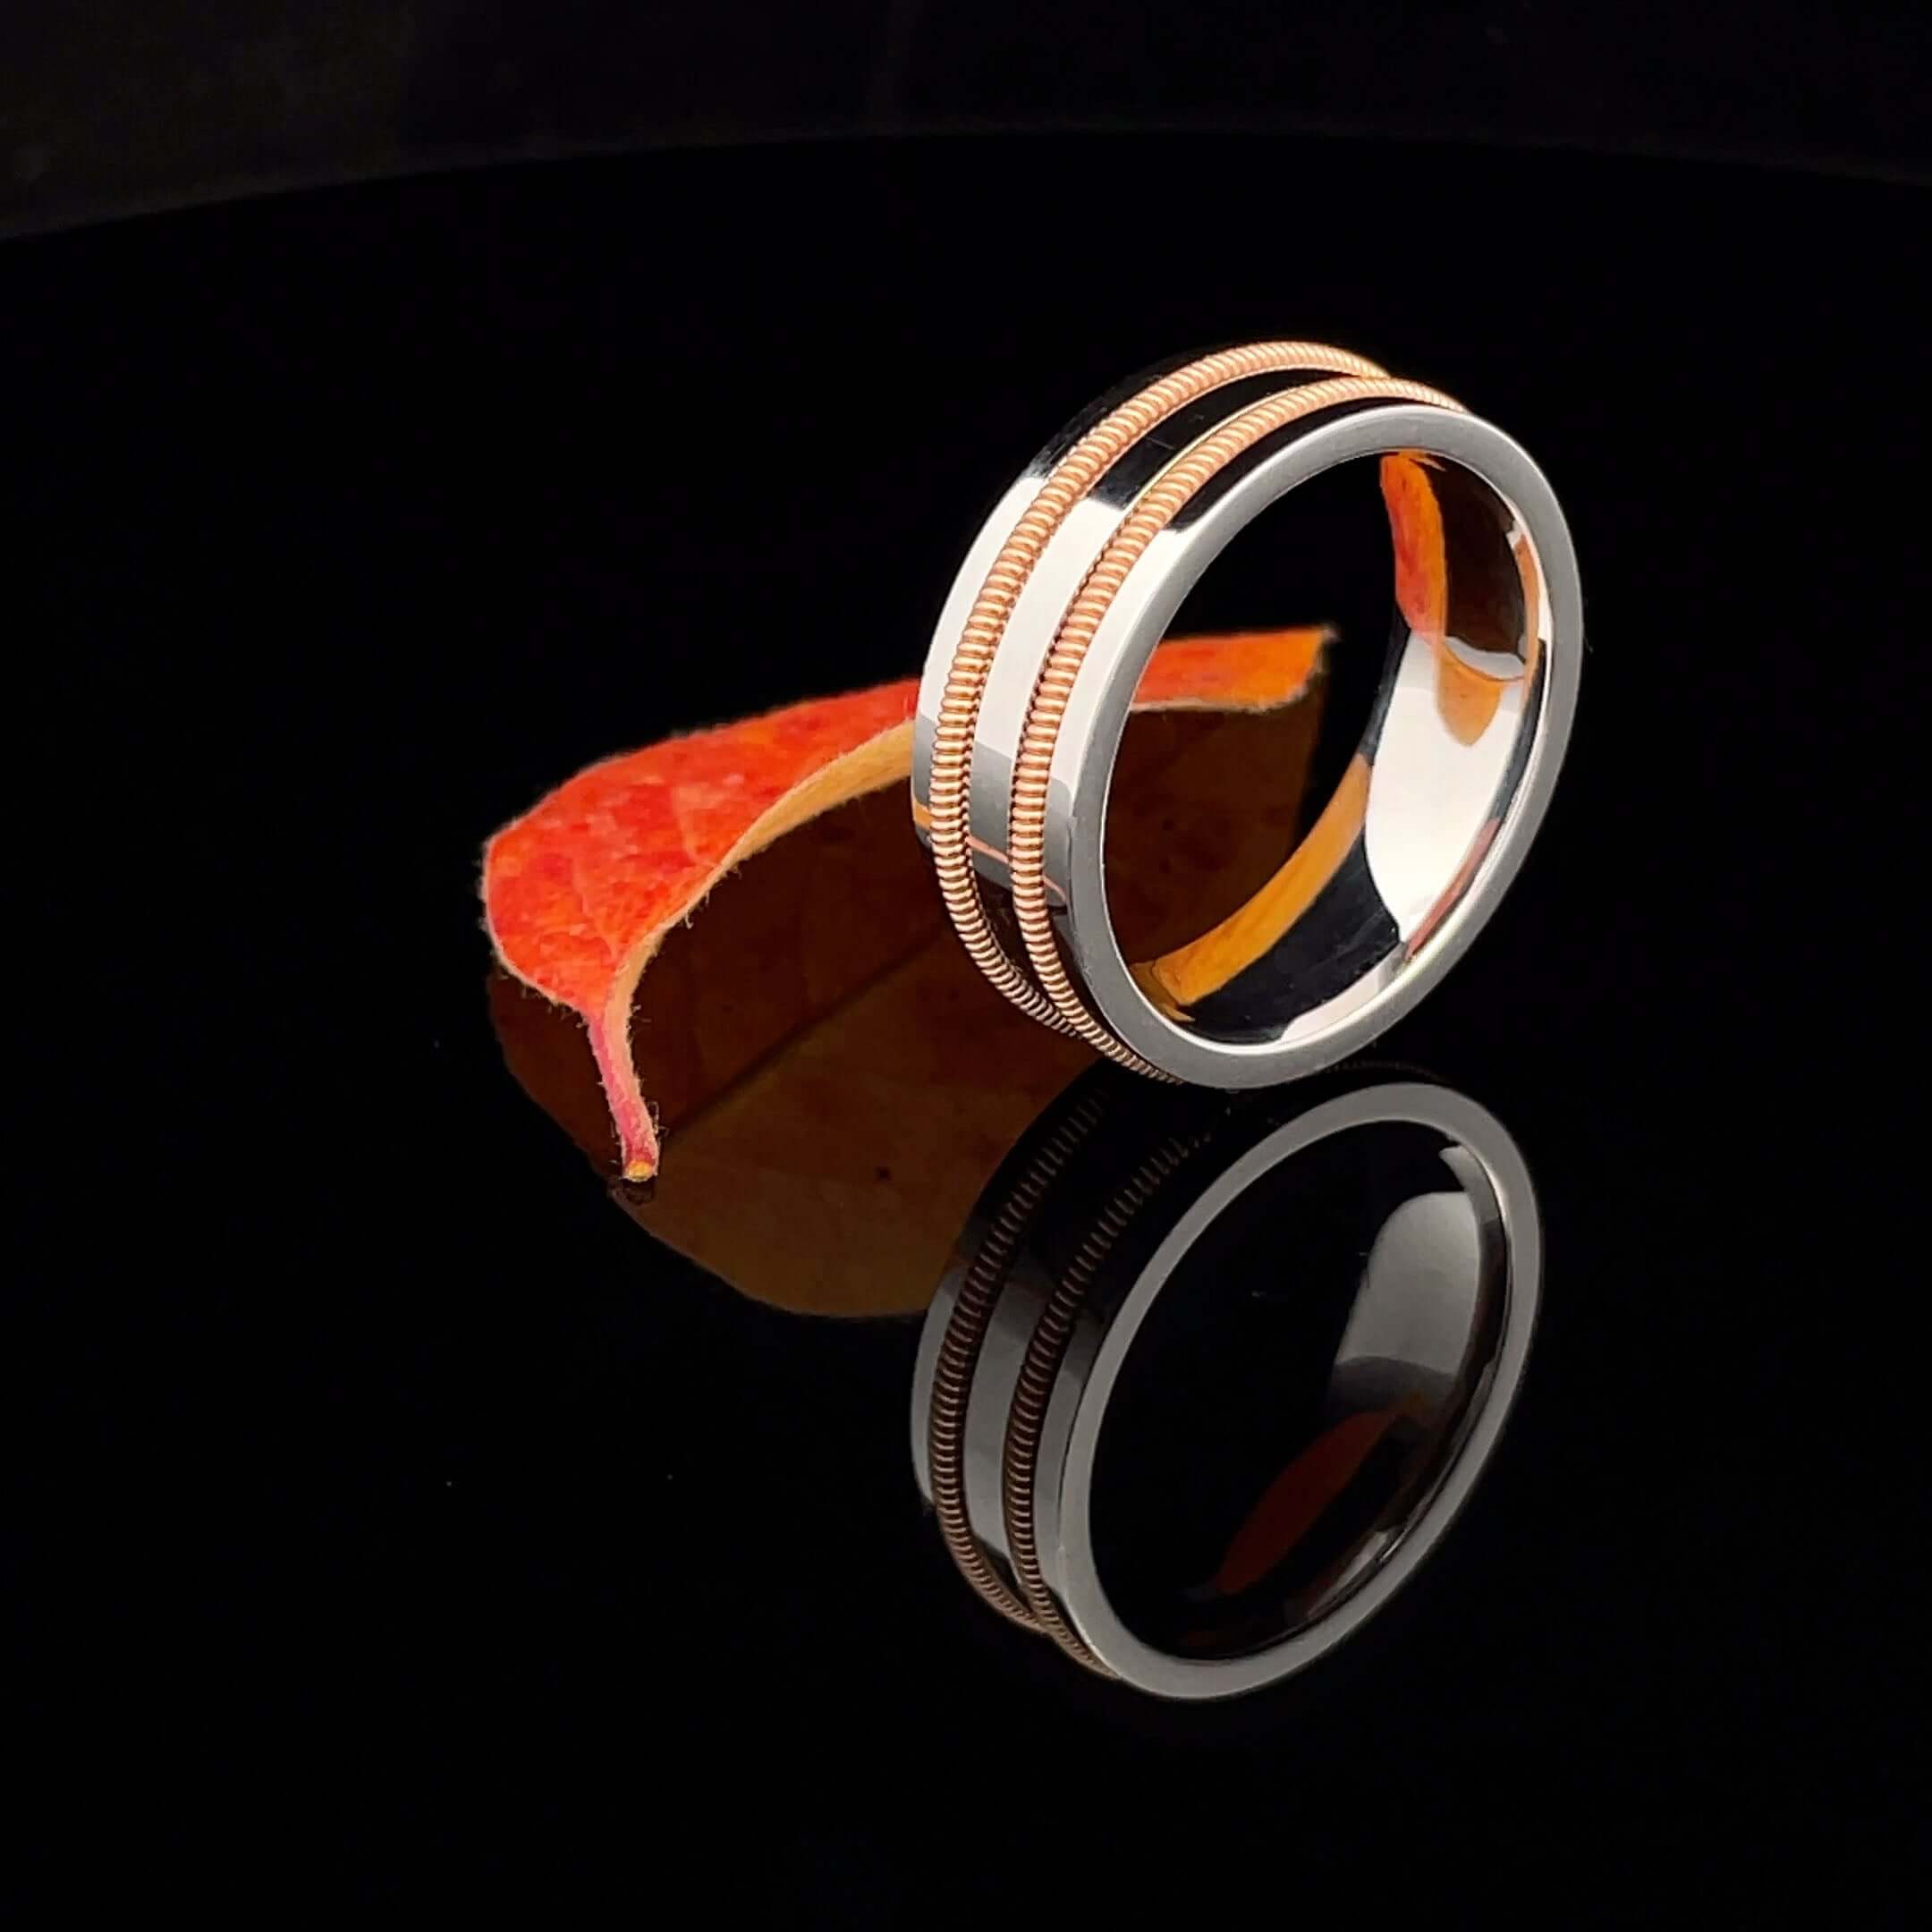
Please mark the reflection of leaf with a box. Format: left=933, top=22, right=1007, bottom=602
left=1209, top=1407, right=1404, bottom=1597
left=1382, top=453, right=1447, bottom=648
left=483, top=630, right=1328, bottom=1182
left=1134, top=753, right=1368, bottom=1013
left=1382, top=451, right=1540, bottom=746
left=488, top=680, right=1331, bottom=1317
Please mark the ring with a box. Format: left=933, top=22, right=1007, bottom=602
left=911, top=342, right=1581, bottom=1087
left=911, top=1068, right=1542, bottom=1699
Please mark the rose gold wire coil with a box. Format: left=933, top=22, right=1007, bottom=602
left=923, top=1092, right=1107, bottom=1630
left=921, top=342, right=1391, bottom=1075
left=1004, top=372, right=1465, bottom=1050
left=918, top=1080, right=1206, bottom=1675
left=996, top=1131, right=1208, bottom=1674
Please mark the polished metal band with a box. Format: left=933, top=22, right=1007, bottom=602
left=912, top=342, right=1581, bottom=1088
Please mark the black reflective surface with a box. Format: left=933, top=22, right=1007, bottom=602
left=12, top=135, right=1918, bottom=1907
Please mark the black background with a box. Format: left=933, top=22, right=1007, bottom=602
left=6, top=2, right=1929, bottom=239
left=9, top=123, right=1922, bottom=1910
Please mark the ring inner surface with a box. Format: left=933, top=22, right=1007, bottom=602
left=1103, top=451, right=1546, bottom=1046
left=1087, top=1120, right=1506, bottom=1662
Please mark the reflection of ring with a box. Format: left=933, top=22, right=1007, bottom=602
left=911, top=343, right=1581, bottom=1087
left=911, top=1070, right=1540, bottom=1699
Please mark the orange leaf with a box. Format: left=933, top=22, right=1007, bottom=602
left=483, top=629, right=1326, bottom=1182
left=488, top=686, right=1329, bottom=1315
left=487, top=794, right=1093, bottom=1313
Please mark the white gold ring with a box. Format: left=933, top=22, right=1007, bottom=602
left=912, top=343, right=1581, bottom=1088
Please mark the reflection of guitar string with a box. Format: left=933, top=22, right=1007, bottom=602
left=999, top=1130, right=1213, bottom=1675
left=926, top=1092, right=1109, bottom=1630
